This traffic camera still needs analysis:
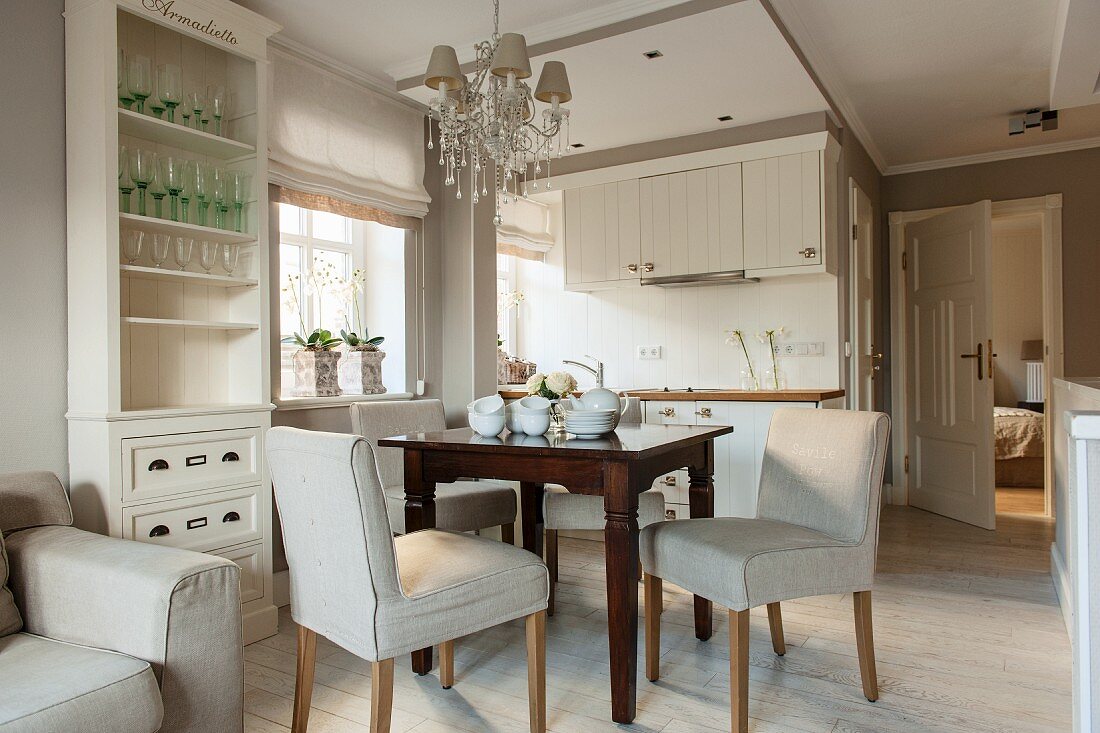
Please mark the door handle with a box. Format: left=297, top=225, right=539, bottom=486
left=987, top=339, right=997, bottom=380
left=960, top=342, right=984, bottom=380
left=694, top=407, right=712, bottom=418
left=797, top=247, right=817, bottom=259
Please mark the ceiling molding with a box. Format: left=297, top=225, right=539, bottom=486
left=884, top=136, right=1100, bottom=176
left=269, top=35, right=426, bottom=113
left=384, top=0, right=694, bottom=82
left=763, top=0, right=889, bottom=174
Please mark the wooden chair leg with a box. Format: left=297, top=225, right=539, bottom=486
left=439, top=639, right=454, bottom=689
left=292, top=626, right=317, bottom=733
left=544, top=529, right=558, bottom=617
left=501, top=523, right=515, bottom=545
left=526, top=611, right=547, bottom=733
left=766, top=602, right=786, bottom=656
left=370, top=658, right=394, bottom=733
left=853, top=591, right=879, bottom=702
left=729, top=609, right=750, bottom=733
left=643, top=573, right=662, bottom=681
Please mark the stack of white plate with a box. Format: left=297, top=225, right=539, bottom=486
left=563, top=408, right=618, bottom=438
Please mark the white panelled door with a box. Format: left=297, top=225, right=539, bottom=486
left=851, top=182, right=877, bottom=410
left=905, top=201, right=995, bottom=529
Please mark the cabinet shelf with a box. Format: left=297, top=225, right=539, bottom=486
left=119, top=213, right=257, bottom=245
left=120, top=265, right=257, bottom=288
left=118, top=108, right=256, bottom=159
left=121, top=317, right=259, bottom=331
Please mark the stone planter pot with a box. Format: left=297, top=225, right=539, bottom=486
left=339, top=349, right=387, bottom=395
left=291, top=350, right=342, bottom=397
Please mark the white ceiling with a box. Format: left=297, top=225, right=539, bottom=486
left=769, top=0, right=1100, bottom=172
left=400, top=2, right=829, bottom=153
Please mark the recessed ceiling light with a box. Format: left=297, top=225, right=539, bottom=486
left=569, top=143, right=586, bottom=149
left=642, top=50, right=663, bottom=59
left=717, top=115, right=733, bottom=122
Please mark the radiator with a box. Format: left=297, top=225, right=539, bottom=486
left=1026, top=361, right=1044, bottom=402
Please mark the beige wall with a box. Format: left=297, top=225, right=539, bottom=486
left=882, top=147, right=1100, bottom=377
left=991, top=220, right=1043, bottom=406
left=0, top=0, right=69, bottom=480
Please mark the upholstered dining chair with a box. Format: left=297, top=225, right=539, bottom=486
left=542, top=396, right=665, bottom=614
left=267, top=427, right=549, bottom=733
left=350, top=400, right=518, bottom=542
left=641, top=408, right=890, bottom=733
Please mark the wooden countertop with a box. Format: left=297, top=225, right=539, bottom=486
left=499, top=387, right=844, bottom=402
left=625, top=388, right=844, bottom=402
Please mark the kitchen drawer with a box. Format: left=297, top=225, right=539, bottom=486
left=650, top=470, right=688, bottom=504
left=215, top=542, right=266, bottom=604
left=644, top=401, right=697, bottom=426
left=123, top=485, right=262, bottom=553
left=123, top=428, right=262, bottom=502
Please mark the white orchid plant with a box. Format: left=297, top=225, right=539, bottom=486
left=280, top=264, right=383, bottom=352
left=337, top=268, right=385, bottom=351
left=525, top=371, right=577, bottom=400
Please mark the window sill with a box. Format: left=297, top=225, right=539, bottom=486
left=274, top=392, right=414, bottom=411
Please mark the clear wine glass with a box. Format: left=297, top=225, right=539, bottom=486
left=122, top=230, right=144, bottom=264
left=151, top=233, right=170, bottom=268
left=198, top=240, right=220, bottom=273
left=148, top=156, right=167, bottom=219
left=148, top=75, right=166, bottom=120
left=118, top=146, right=134, bottom=214
left=220, top=244, right=240, bottom=275
left=128, top=148, right=155, bottom=217
left=179, top=160, right=195, bottom=224
left=231, top=171, right=248, bottom=232
left=117, top=49, right=134, bottom=110
left=212, top=168, right=228, bottom=229
left=209, top=85, right=226, bottom=136
left=161, top=156, right=184, bottom=221
left=188, top=89, right=206, bottom=131
left=173, top=237, right=194, bottom=270
left=128, top=55, right=152, bottom=114
left=158, top=64, right=182, bottom=123
left=194, top=162, right=210, bottom=226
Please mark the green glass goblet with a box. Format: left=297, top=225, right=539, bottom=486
left=128, top=148, right=155, bottom=217
left=179, top=161, right=195, bottom=224
left=230, top=170, right=248, bottom=232
left=128, top=55, right=152, bottom=114
left=212, top=168, right=228, bottom=230
left=161, top=156, right=184, bottom=222
left=117, top=49, right=134, bottom=110
left=118, top=146, right=134, bottom=214
left=158, top=64, right=181, bottom=124
left=148, top=160, right=167, bottom=219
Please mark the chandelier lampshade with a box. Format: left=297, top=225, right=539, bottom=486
left=534, top=61, right=571, bottom=103
left=424, top=45, right=464, bottom=90
left=422, top=1, right=574, bottom=227
left=490, top=32, right=532, bottom=78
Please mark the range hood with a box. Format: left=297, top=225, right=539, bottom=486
left=640, top=270, right=760, bottom=288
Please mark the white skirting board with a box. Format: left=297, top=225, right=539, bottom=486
left=1051, top=541, right=1073, bottom=638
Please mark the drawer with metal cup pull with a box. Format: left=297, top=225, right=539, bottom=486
left=123, top=485, right=262, bottom=553
left=122, top=428, right=261, bottom=502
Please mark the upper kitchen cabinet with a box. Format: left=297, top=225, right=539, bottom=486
left=742, top=146, right=838, bottom=277
left=563, top=180, right=641, bottom=291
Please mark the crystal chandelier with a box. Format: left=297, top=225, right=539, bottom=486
left=423, top=0, right=573, bottom=226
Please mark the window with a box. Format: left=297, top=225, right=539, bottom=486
left=278, top=203, right=408, bottom=398
left=497, top=254, right=518, bottom=354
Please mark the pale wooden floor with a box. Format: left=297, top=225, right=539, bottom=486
left=996, top=486, right=1046, bottom=517
left=244, top=506, right=1070, bottom=732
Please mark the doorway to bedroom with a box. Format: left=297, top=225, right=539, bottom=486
left=990, top=215, right=1047, bottom=518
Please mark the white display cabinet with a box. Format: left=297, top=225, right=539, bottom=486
left=65, top=0, right=280, bottom=643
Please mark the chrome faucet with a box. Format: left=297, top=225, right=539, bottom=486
left=562, top=355, right=604, bottom=388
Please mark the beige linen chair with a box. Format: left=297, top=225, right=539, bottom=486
left=641, top=408, right=890, bottom=733
left=267, top=427, right=549, bottom=733
left=350, top=400, right=518, bottom=541
left=542, top=396, right=665, bottom=614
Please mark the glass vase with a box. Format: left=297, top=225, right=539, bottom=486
left=763, top=368, right=787, bottom=391
left=739, top=368, right=759, bottom=391
left=549, top=400, right=567, bottom=434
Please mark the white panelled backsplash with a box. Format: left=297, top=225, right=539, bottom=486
left=514, top=248, right=840, bottom=390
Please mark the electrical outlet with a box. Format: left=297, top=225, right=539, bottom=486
left=772, top=342, right=825, bottom=357
left=637, top=345, right=662, bottom=360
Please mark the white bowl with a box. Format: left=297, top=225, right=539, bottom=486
left=468, top=394, right=505, bottom=416
left=505, top=403, right=524, bottom=433
left=519, top=412, right=552, bottom=436
left=517, top=395, right=551, bottom=413
left=468, top=412, right=506, bottom=437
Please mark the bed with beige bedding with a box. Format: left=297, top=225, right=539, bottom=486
left=994, top=406, right=1045, bottom=487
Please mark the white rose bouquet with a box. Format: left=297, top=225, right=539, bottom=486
left=526, top=370, right=578, bottom=400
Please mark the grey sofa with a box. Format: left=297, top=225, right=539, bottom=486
left=0, top=472, right=245, bottom=733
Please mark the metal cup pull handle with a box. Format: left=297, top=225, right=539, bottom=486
left=149, top=524, right=170, bottom=538
left=222, top=511, right=241, bottom=523
left=221, top=451, right=240, bottom=462
left=148, top=459, right=169, bottom=471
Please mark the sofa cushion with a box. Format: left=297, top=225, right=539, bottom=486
left=0, top=633, right=162, bottom=732
left=0, top=533, right=20, bottom=637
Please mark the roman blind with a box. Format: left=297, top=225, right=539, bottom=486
left=268, top=49, right=431, bottom=218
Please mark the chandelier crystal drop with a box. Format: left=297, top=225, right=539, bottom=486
left=423, top=0, right=572, bottom=227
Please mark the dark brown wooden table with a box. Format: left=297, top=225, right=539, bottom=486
left=378, top=422, right=733, bottom=724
